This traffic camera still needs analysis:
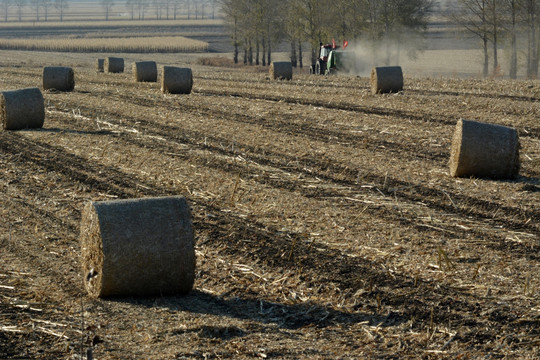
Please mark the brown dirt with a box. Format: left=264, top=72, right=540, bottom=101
left=0, top=52, right=539, bottom=359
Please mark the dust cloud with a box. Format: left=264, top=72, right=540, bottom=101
left=339, top=33, right=427, bottom=77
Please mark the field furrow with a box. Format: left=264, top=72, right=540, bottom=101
left=1, top=59, right=539, bottom=359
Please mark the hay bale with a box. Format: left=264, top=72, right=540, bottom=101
left=79, top=196, right=195, bottom=298
left=370, top=66, right=403, bottom=94
left=96, top=58, right=104, bottom=72
left=270, top=61, right=293, bottom=80
left=133, top=61, right=158, bottom=82
left=449, top=119, right=520, bottom=179
left=104, top=57, right=124, bottom=73
left=42, top=66, right=75, bottom=91
left=0, top=87, right=45, bottom=130
left=161, top=66, right=193, bottom=94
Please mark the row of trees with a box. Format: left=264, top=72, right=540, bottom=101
left=124, top=0, right=218, bottom=21
left=221, top=0, right=434, bottom=68
left=450, top=0, right=540, bottom=79
left=0, top=0, right=217, bottom=22
left=221, top=0, right=540, bottom=78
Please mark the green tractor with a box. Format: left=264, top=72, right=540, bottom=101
left=310, top=41, right=362, bottom=75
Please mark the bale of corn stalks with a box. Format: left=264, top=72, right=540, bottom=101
left=42, top=66, right=75, bottom=91
left=0, top=87, right=45, bottom=130
left=133, top=61, right=158, bottom=82
left=161, top=66, right=193, bottom=94
left=105, top=57, right=124, bottom=73
left=96, top=58, right=104, bottom=72
left=449, top=119, right=520, bottom=179
left=370, top=66, right=403, bottom=94
left=79, top=196, right=195, bottom=298
left=270, top=61, right=293, bottom=80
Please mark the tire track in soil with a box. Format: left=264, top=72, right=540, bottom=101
left=0, top=132, right=387, bottom=330
left=0, top=145, right=91, bottom=300
left=7, top=66, right=539, bottom=103
left=65, top=70, right=540, bottom=140
left=50, top=100, right=540, bottom=237
left=25, top=120, right=535, bottom=312
left=406, top=88, right=540, bottom=103
left=70, top=88, right=449, bottom=164
left=0, top=200, right=85, bottom=356
left=118, top=120, right=539, bottom=255
left=198, top=75, right=540, bottom=103
left=194, top=88, right=540, bottom=139
left=0, top=133, right=153, bottom=199
left=73, top=86, right=540, bottom=180
left=113, top=126, right=540, bottom=258
left=196, top=74, right=369, bottom=91
left=5, top=68, right=539, bottom=355
left=0, top=132, right=528, bottom=342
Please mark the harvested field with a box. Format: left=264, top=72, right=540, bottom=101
left=0, top=53, right=539, bottom=359
left=0, top=36, right=209, bottom=53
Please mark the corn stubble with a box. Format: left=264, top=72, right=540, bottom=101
left=0, top=36, right=208, bottom=53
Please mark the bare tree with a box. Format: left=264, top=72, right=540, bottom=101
left=450, top=0, right=491, bottom=77
left=220, top=0, right=242, bottom=63
left=138, top=0, right=148, bottom=19
left=1, top=0, right=12, bottom=22
left=359, top=0, right=432, bottom=65
left=222, top=0, right=431, bottom=69
left=504, top=0, right=519, bottom=78
left=30, top=0, right=39, bottom=21
left=289, top=0, right=332, bottom=66
left=209, top=0, right=217, bottom=18
left=126, top=0, right=136, bottom=19
left=152, top=0, right=161, bottom=19
left=54, top=0, right=68, bottom=21
left=486, top=0, right=504, bottom=74
left=172, top=0, right=180, bottom=19
left=41, top=0, right=51, bottom=21
left=101, top=0, right=114, bottom=21
left=186, top=0, right=191, bottom=19
left=15, top=0, right=25, bottom=21
left=522, top=0, right=539, bottom=78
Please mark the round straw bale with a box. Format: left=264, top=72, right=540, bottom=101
left=269, top=61, right=293, bottom=80
left=96, top=58, right=104, bottom=72
left=105, top=57, right=124, bottom=73
left=79, top=196, right=195, bottom=298
left=1, top=87, right=45, bottom=130
left=370, top=66, right=403, bottom=94
left=133, top=61, right=158, bottom=82
left=449, top=119, right=520, bottom=179
left=161, top=66, right=193, bottom=94
left=42, top=66, right=75, bottom=91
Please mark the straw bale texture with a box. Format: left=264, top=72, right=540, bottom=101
left=42, top=66, right=75, bottom=91
left=269, top=61, right=293, bottom=80
left=0, top=87, right=45, bottom=130
left=79, top=196, right=196, bottom=298
left=449, top=119, right=520, bottom=179
left=133, top=61, right=158, bottom=82
left=161, top=66, right=193, bottom=94
left=371, top=66, right=403, bottom=94
left=96, top=58, right=104, bottom=72
left=105, top=57, right=124, bottom=73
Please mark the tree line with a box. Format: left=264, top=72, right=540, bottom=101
left=221, top=0, right=540, bottom=79
left=449, top=0, right=540, bottom=79
left=0, top=0, right=217, bottom=22
left=124, top=0, right=218, bottom=21
left=220, top=0, right=434, bottom=68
